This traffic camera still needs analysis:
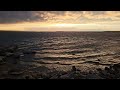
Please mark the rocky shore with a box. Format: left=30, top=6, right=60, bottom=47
left=0, top=45, right=120, bottom=79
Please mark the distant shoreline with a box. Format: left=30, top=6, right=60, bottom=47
left=0, top=30, right=120, bottom=33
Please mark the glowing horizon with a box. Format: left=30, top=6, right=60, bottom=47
left=0, top=11, right=120, bottom=31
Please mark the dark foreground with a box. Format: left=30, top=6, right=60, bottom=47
left=0, top=45, right=120, bottom=79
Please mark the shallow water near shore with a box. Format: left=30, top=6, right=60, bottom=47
left=0, top=31, right=120, bottom=79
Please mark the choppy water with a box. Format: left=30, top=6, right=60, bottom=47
left=0, top=31, right=120, bottom=71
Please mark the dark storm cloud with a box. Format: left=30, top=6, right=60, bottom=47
left=0, top=11, right=45, bottom=24
left=0, top=11, right=68, bottom=24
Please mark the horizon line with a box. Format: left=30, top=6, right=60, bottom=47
left=0, top=30, right=120, bottom=32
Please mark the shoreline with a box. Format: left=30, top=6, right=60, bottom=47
left=0, top=45, right=120, bottom=79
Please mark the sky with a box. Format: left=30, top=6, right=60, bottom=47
left=0, top=11, right=120, bottom=31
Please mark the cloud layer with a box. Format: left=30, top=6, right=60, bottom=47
left=0, top=11, right=120, bottom=24
left=0, top=11, right=120, bottom=31
left=0, top=11, right=46, bottom=23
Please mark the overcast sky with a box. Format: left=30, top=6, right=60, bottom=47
left=0, top=11, right=120, bottom=31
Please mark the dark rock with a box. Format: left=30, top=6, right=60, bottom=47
left=97, top=59, right=101, bottom=61
left=60, top=63, right=72, bottom=65
left=13, top=52, right=23, bottom=59
left=72, top=66, right=76, bottom=71
left=56, top=62, right=60, bottom=64
left=72, top=53, right=75, bottom=55
left=25, top=76, right=30, bottom=79
left=108, top=64, right=120, bottom=74
left=89, top=70, right=94, bottom=74
left=14, top=45, right=18, bottom=51
left=97, top=63, right=120, bottom=79
left=110, top=65, right=113, bottom=69
left=113, top=63, right=120, bottom=69
left=13, top=55, right=20, bottom=59
left=60, top=73, right=71, bottom=79
left=59, top=70, right=85, bottom=79
left=71, top=71, right=83, bottom=79
left=0, top=50, right=6, bottom=56
left=101, top=70, right=108, bottom=76
left=50, top=75, right=59, bottom=79
left=39, top=73, right=51, bottom=79
left=84, top=61, right=100, bottom=65
left=105, top=67, right=110, bottom=71
left=97, top=68, right=102, bottom=72
left=86, top=73, right=102, bottom=79
left=0, top=56, right=6, bottom=64
left=23, top=50, right=36, bottom=54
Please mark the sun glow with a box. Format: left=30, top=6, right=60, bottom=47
left=52, top=23, right=80, bottom=28
left=0, top=11, right=120, bottom=31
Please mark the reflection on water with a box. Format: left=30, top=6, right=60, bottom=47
left=0, top=31, right=120, bottom=71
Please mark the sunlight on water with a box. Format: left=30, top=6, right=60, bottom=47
left=0, top=31, right=120, bottom=72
